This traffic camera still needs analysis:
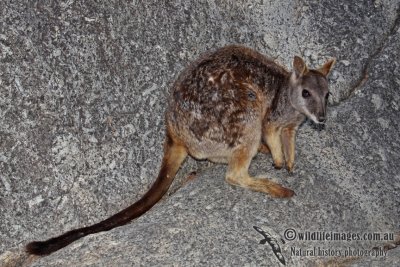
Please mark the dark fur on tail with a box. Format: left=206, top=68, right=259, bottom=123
left=26, top=134, right=187, bottom=256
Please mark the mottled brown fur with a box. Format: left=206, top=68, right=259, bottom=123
left=26, top=45, right=335, bottom=256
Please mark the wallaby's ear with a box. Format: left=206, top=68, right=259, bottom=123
left=293, top=56, right=308, bottom=77
left=318, top=58, right=336, bottom=76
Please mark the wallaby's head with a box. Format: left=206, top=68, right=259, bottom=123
left=289, top=56, right=336, bottom=124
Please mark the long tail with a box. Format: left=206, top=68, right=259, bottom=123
left=26, top=134, right=188, bottom=256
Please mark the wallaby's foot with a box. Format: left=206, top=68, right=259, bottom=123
left=226, top=175, right=294, bottom=198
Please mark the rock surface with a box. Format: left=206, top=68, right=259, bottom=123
left=0, top=1, right=399, bottom=266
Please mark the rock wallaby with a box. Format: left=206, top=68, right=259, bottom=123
left=26, top=45, right=335, bottom=255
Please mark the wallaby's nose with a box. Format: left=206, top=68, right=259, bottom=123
left=318, top=116, right=326, bottom=123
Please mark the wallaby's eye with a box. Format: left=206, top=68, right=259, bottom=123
left=302, top=89, right=310, bottom=98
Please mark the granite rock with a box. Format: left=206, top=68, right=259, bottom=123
left=0, top=1, right=399, bottom=266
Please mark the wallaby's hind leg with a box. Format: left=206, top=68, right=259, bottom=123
left=225, top=146, right=294, bottom=198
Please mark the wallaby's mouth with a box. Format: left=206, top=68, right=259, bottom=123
left=306, top=113, right=327, bottom=131
left=310, top=116, right=326, bottom=125
left=303, top=110, right=325, bottom=125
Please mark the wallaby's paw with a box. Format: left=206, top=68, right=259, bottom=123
left=272, top=161, right=283, bottom=170
left=286, top=163, right=294, bottom=173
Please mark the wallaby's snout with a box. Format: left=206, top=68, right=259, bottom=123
left=317, top=113, right=326, bottom=124
left=316, top=98, right=327, bottom=124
